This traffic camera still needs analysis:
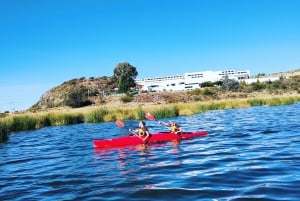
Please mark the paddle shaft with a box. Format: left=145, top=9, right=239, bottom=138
left=145, top=113, right=170, bottom=129
left=115, top=119, right=143, bottom=139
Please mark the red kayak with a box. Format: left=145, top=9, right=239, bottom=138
left=93, top=131, right=208, bottom=148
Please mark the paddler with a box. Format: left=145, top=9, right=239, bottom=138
left=129, top=121, right=151, bottom=142
left=158, top=121, right=183, bottom=134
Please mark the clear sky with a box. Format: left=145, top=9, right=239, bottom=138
left=1, top=0, right=299, bottom=112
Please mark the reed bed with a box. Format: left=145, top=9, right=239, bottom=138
left=144, top=105, right=179, bottom=119
left=0, top=120, right=9, bottom=142
left=1, top=95, right=299, bottom=142
left=84, top=109, right=109, bottom=123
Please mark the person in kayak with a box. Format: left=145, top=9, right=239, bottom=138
left=129, top=121, right=151, bottom=142
left=158, top=121, right=183, bottom=134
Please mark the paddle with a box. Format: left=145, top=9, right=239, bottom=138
left=145, top=112, right=183, bottom=134
left=144, top=112, right=170, bottom=129
left=145, top=112, right=156, bottom=121
left=115, top=119, right=142, bottom=139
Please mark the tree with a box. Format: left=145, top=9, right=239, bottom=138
left=113, top=62, right=138, bottom=93
left=65, top=88, right=93, bottom=108
left=222, top=76, right=241, bottom=91
left=256, top=73, right=266, bottom=78
left=250, top=80, right=266, bottom=91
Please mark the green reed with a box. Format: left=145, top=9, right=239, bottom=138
left=195, top=101, right=228, bottom=113
left=1, top=112, right=85, bottom=135
left=84, top=109, right=109, bottom=123
left=1, top=95, right=299, bottom=142
left=46, top=113, right=84, bottom=125
left=247, top=96, right=300, bottom=107
left=0, top=121, right=9, bottom=142
left=148, top=105, right=179, bottom=119
left=135, top=106, right=145, bottom=120
left=266, top=96, right=300, bottom=106
left=247, top=98, right=266, bottom=106
left=6, top=115, right=37, bottom=132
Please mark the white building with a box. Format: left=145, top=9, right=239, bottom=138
left=135, top=69, right=250, bottom=92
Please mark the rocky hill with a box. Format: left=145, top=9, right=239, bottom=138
left=30, top=69, right=300, bottom=111
left=31, top=76, right=118, bottom=110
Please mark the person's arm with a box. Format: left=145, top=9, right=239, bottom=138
left=129, top=128, right=135, bottom=132
left=143, top=128, right=151, bottom=142
left=159, top=121, right=172, bottom=132
left=129, top=128, right=138, bottom=136
left=158, top=121, right=169, bottom=126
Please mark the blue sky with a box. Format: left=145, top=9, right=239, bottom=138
left=1, top=0, right=299, bottom=111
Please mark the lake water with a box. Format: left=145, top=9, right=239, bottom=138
left=1, top=103, right=300, bottom=200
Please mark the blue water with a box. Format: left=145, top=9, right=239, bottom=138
left=1, top=103, right=300, bottom=200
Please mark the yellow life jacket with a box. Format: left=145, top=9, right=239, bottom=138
left=170, top=125, right=179, bottom=133
left=138, top=128, right=146, bottom=137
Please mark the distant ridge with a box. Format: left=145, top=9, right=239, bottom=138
left=270, top=69, right=300, bottom=77
left=30, top=68, right=300, bottom=111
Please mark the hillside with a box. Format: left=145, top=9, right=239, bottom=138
left=257, top=69, right=300, bottom=78
left=30, top=69, right=300, bottom=111
left=31, top=76, right=118, bottom=110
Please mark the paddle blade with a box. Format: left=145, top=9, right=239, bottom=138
left=145, top=112, right=156, bottom=121
left=115, top=119, right=125, bottom=127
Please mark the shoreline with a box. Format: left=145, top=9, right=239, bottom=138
left=1, top=93, right=300, bottom=142
left=25, top=90, right=300, bottom=115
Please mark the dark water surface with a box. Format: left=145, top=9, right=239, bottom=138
left=1, top=103, right=300, bottom=200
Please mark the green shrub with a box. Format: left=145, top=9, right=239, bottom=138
left=120, top=94, right=133, bottom=103
left=65, top=88, right=93, bottom=108
left=187, top=88, right=202, bottom=96
left=203, top=88, right=216, bottom=96
left=251, top=81, right=266, bottom=91
left=222, top=78, right=241, bottom=91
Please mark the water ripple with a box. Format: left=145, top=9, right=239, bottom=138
left=1, top=103, right=300, bottom=200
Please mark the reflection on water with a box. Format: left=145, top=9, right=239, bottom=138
left=94, top=141, right=182, bottom=176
